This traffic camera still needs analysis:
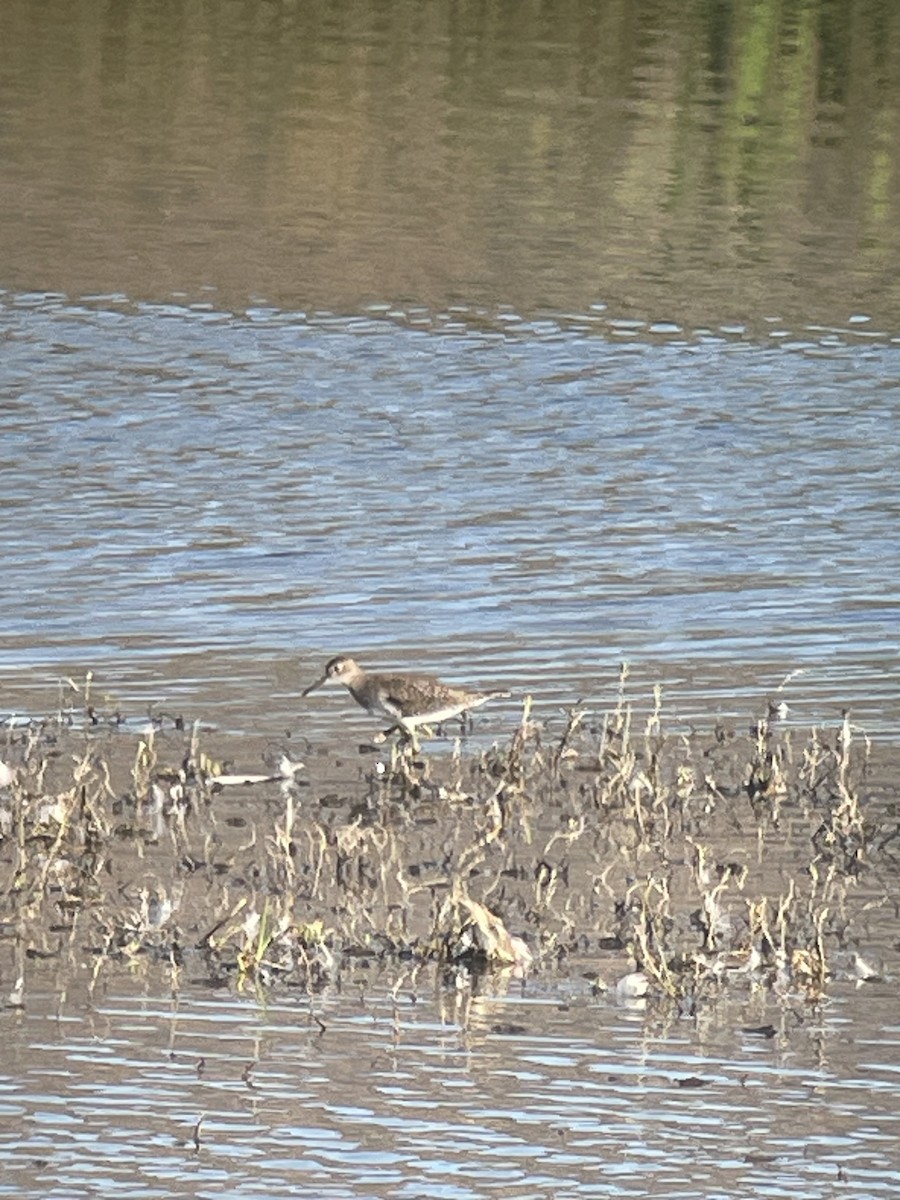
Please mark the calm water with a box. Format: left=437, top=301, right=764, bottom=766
left=2, top=0, right=900, bottom=329
left=2, top=2, right=900, bottom=1194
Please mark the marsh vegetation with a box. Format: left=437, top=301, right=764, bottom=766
left=2, top=670, right=893, bottom=1029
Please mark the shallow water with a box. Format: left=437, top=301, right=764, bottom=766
left=2, top=3, right=900, bottom=1195
left=2, top=297, right=898, bottom=738
left=2, top=0, right=899, bottom=737
left=2, top=969, right=900, bottom=1199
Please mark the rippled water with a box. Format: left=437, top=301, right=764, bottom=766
left=2, top=969, right=899, bottom=1199
left=2, top=295, right=898, bottom=736
left=2, top=0, right=899, bottom=736
left=3, top=4, right=900, bottom=1193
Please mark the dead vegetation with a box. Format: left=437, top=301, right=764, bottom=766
left=0, top=670, right=894, bottom=1018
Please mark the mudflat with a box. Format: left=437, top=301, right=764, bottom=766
left=2, top=688, right=895, bottom=1008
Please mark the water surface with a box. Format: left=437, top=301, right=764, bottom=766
left=1, top=0, right=899, bottom=328
left=2, top=968, right=899, bottom=1199
left=2, top=6, right=900, bottom=1192
left=2, top=298, right=898, bottom=737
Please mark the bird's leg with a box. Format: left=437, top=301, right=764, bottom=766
left=375, top=722, right=423, bottom=753
left=398, top=719, right=423, bottom=755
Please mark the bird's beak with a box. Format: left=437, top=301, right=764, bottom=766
left=302, top=672, right=329, bottom=697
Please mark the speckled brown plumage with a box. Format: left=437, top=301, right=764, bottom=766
left=302, top=655, right=509, bottom=739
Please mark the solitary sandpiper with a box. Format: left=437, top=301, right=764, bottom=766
left=302, top=655, right=509, bottom=746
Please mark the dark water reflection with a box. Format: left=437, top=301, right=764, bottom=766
left=1, top=0, right=900, bottom=329
left=2, top=970, right=900, bottom=1199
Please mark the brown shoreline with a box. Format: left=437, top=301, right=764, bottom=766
left=1, top=692, right=898, bottom=1011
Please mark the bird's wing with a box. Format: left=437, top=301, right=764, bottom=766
left=382, top=673, right=447, bottom=719
left=381, top=691, right=409, bottom=719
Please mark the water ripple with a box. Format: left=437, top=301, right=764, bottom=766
left=2, top=298, right=898, bottom=736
